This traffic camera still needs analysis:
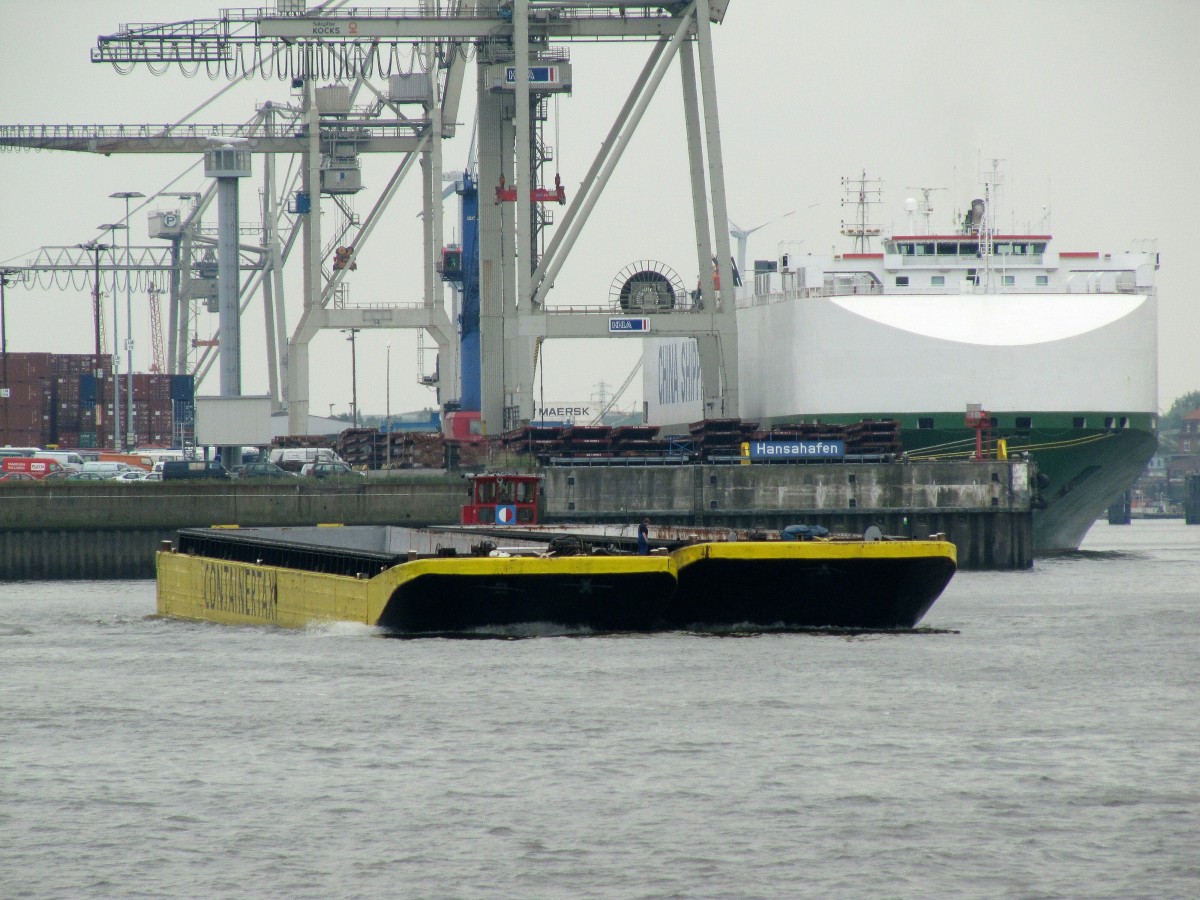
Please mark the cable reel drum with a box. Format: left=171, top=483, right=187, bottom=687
left=611, top=260, right=684, bottom=312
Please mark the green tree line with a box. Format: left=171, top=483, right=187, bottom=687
left=1163, top=391, right=1200, bottom=431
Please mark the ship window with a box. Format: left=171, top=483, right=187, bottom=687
left=1119, top=417, right=1129, bottom=428
left=1016, top=416, right=1032, bottom=431
left=1003, top=275, right=1016, bottom=286
left=477, top=480, right=497, bottom=503
left=896, top=242, right=914, bottom=255
left=994, top=242, right=1011, bottom=254
left=515, top=480, right=535, bottom=503
left=895, top=276, right=909, bottom=286
left=931, top=275, right=945, bottom=286
left=918, top=417, right=934, bottom=429
left=915, top=242, right=935, bottom=256
left=1104, top=417, right=1115, bottom=429
left=936, top=242, right=957, bottom=255
left=1073, top=417, right=1086, bottom=428
left=1036, top=275, right=1049, bottom=286
left=960, top=242, right=980, bottom=257
left=1011, top=243, right=1028, bottom=255
left=1031, top=242, right=1047, bottom=254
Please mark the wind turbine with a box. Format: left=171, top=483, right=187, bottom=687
left=729, top=209, right=799, bottom=276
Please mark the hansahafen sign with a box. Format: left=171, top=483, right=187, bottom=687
left=741, top=440, right=845, bottom=460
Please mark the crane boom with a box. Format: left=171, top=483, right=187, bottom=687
left=590, top=359, right=642, bottom=425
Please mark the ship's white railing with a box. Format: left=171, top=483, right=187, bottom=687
left=740, top=282, right=1147, bottom=308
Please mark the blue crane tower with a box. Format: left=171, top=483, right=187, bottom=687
left=442, top=171, right=481, bottom=415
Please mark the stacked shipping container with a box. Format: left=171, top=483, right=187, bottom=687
left=0, top=352, right=182, bottom=449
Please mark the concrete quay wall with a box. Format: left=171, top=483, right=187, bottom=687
left=0, top=480, right=468, bottom=580
left=545, top=460, right=1034, bottom=569
left=0, top=480, right=467, bottom=532
left=0, top=460, right=1034, bottom=578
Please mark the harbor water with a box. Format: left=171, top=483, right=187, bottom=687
left=2, top=521, right=1197, bottom=898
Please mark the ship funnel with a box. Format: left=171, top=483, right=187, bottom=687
left=963, top=198, right=986, bottom=234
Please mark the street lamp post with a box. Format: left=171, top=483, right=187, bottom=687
left=75, top=242, right=113, bottom=449
left=0, top=267, right=16, bottom=379
left=76, top=240, right=116, bottom=357
left=98, top=223, right=127, bottom=450
left=111, top=191, right=145, bottom=450
left=0, top=268, right=17, bottom=439
left=385, top=341, right=392, bottom=468
left=342, top=328, right=360, bottom=429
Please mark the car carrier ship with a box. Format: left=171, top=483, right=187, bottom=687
left=645, top=182, right=1159, bottom=552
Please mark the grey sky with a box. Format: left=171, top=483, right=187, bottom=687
left=1, top=1, right=1195, bottom=418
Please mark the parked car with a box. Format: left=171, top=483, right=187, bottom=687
left=81, top=461, right=135, bottom=478
left=66, top=472, right=107, bottom=481
left=110, top=470, right=149, bottom=482
left=235, top=462, right=297, bottom=480
left=0, top=472, right=37, bottom=482
left=270, top=447, right=347, bottom=473
left=300, top=462, right=365, bottom=479
left=143, top=472, right=163, bottom=482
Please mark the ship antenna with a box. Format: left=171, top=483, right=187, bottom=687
left=840, top=170, right=882, bottom=253
left=905, top=186, right=946, bottom=234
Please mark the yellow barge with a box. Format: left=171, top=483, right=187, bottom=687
left=156, top=525, right=956, bottom=633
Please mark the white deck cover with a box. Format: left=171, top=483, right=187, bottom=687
left=646, top=292, right=1157, bottom=424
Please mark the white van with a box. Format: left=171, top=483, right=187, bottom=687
left=0, top=446, right=40, bottom=459
left=40, top=451, right=86, bottom=472
left=81, top=461, right=135, bottom=478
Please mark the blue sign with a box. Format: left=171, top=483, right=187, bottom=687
left=609, top=317, right=650, bottom=333
left=741, top=440, right=845, bottom=460
left=496, top=504, right=518, bottom=525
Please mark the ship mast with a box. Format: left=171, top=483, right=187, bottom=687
left=979, top=158, right=1004, bottom=292
left=840, top=170, right=882, bottom=253
left=904, top=186, right=945, bottom=235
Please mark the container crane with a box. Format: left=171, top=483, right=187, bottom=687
left=3, top=2, right=742, bottom=437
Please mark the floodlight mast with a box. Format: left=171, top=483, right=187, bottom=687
left=111, top=191, right=144, bottom=449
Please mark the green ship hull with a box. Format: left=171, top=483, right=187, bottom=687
left=772, top=411, right=1157, bottom=552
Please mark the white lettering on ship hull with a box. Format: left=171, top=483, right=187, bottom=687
left=657, top=341, right=701, bottom=406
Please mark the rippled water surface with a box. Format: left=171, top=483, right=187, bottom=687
left=2, top=521, right=1198, bottom=898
